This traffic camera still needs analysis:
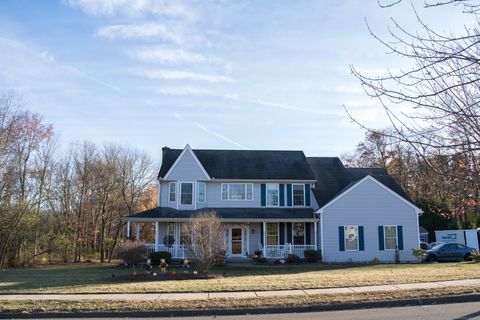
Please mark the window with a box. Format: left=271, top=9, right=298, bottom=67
left=180, top=182, right=193, bottom=205
left=292, top=184, right=305, bottom=206
left=167, top=222, right=175, bottom=238
left=197, top=182, right=206, bottom=203
left=384, top=226, right=397, bottom=250
left=169, top=182, right=176, bottom=202
left=221, top=183, right=253, bottom=200
left=293, top=222, right=305, bottom=245
left=344, top=226, right=358, bottom=251
left=266, top=223, right=279, bottom=245
left=266, top=184, right=279, bottom=206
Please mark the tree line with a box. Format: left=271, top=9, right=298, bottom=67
left=0, top=92, right=155, bottom=268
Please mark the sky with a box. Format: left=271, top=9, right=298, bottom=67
left=0, top=0, right=474, bottom=161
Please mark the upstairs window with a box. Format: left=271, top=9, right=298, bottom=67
left=292, top=184, right=305, bottom=206
left=168, top=182, right=176, bottom=202
left=197, top=182, right=206, bottom=203
left=180, top=182, right=193, bottom=205
left=221, top=183, right=253, bottom=200
left=266, top=184, right=279, bottom=206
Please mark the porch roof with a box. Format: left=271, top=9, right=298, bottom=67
left=123, top=207, right=317, bottom=222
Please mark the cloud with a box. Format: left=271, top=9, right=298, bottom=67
left=157, top=86, right=214, bottom=96
left=64, top=0, right=195, bottom=19
left=128, top=46, right=212, bottom=65
left=137, top=70, right=234, bottom=83
left=96, top=23, right=185, bottom=43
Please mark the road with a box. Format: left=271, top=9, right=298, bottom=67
left=35, top=301, right=480, bottom=320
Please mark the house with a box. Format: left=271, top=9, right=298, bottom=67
left=124, top=145, right=421, bottom=263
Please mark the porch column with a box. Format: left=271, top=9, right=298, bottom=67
left=126, top=221, right=131, bottom=239
left=314, top=221, right=318, bottom=249
left=262, top=221, right=266, bottom=257
left=135, top=223, right=140, bottom=241
left=155, top=221, right=159, bottom=252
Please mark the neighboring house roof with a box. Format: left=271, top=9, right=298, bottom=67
left=124, top=207, right=316, bottom=221
left=307, top=157, right=413, bottom=208
left=419, top=226, right=429, bottom=234
left=159, top=147, right=316, bottom=180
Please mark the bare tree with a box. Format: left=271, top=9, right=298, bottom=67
left=181, top=211, right=225, bottom=273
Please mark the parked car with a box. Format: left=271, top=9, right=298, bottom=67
left=428, top=242, right=441, bottom=249
left=426, top=243, right=477, bottom=262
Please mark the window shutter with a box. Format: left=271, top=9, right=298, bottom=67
left=279, top=222, right=285, bottom=244
left=305, top=222, right=311, bottom=244
left=378, top=226, right=384, bottom=251
left=397, top=226, right=404, bottom=250
left=279, top=184, right=285, bottom=206
left=305, top=184, right=311, bottom=206
left=286, top=222, right=292, bottom=243
left=286, top=184, right=292, bottom=206
left=359, top=226, right=365, bottom=251
left=260, top=223, right=264, bottom=245
left=261, top=184, right=266, bottom=206
left=339, top=226, right=345, bottom=251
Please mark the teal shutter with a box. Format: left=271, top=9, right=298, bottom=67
left=286, top=184, right=292, bottom=206
left=397, top=226, right=404, bottom=250
left=378, top=226, right=384, bottom=251
left=286, top=223, right=292, bottom=243
left=279, top=184, right=285, bottom=206
left=359, top=226, right=365, bottom=251
left=305, top=184, right=311, bottom=206
left=260, top=223, right=264, bottom=246
left=261, top=184, right=266, bottom=206
left=305, top=222, right=311, bottom=244
left=339, top=226, right=345, bottom=251
left=279, top=222, right=285, bottom=244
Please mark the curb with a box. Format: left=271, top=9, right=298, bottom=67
left=1, top=293, right=480, bottom=319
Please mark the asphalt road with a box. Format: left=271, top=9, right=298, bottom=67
left=35, top=301, right=480, bottom=320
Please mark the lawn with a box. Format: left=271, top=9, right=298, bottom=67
left=0, top=262, right=480, bottom=294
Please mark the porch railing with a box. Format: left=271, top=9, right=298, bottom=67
left=264, top=244, right=317, bottom=258
left=144, top=244, right=189, bottom=259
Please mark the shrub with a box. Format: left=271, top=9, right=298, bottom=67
left=254, top=250, right=263, bottom=257
left=371, top=257, right=381, bottom=264
left=303, top=249, right=322, bottom=263
left=412, top=248, right=427, bottom=262
left=256, top=256, right=267, bottom=263
left=286, top=254, right=301, bottom=264
left=149, top=251, right=172, bottom=265
left=117, top=241, right=147, bottom=267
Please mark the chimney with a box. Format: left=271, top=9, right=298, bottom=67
left=162, top=146, right=169, bottom=161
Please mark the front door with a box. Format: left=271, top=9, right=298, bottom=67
left=230, top=227, right=243, bottom=256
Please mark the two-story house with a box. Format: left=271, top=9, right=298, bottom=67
left=124, top=145, right=421, bottom=263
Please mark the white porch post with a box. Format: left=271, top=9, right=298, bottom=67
left=314, top=220, right=318, bottom=249
left=126, top=221, right=131, bottom=239
left=155, top=221, right=159, bottom=252
left=135, top=223, right=140, bottom=241
left=262, top=221, right=267, bottom=258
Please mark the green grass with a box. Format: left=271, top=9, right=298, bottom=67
left=1, top=262, right=480, bottom=294
left=2, top=286, right=480, bottom=313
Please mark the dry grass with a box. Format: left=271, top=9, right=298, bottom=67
left=1, top=286, right=480, bottom=313
left=1, top=262, right=480, bottom=294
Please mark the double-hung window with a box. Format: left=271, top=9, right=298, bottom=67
left=266, top=222, right=279, bottom=245
left=197, top=182, right=206, bottom=203
left=266, top=184, right=279, bottom=206
left=384, top=226, right=398, bottom=250
left=180, top=182, right=193, bottom=205
left=221, top=183, right=253, bottom=200
left=168, top=182, right=176, bottom=202
left=344, top=226, right=359, bottom=251
left=292, top=184, right=305, bottom=206
left=293, top=222, right=305, bottom=245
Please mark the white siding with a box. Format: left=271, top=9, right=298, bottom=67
left=321, top=178, right=419, bottom=263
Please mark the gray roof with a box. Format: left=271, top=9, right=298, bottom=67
left=158, top=147, right=316, bottom=180
left=125, top=207, right=316, bottom=221
left=307, top=157, right=413, bottom=208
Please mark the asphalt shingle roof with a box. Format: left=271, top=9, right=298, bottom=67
left=158, top=147, right=316, bottom=180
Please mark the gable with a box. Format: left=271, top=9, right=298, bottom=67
left=163, top=146, right=210, bottom=180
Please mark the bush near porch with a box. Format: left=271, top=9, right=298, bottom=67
left=1, top=262, right=480, bottom=294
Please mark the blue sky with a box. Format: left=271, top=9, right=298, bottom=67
left=0, top=0, right=473, bottom=160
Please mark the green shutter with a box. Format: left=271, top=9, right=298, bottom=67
left=279, top=222, right=285, bottom=244
left=305, top=222, right=311, bottom=244
left=286, top=184, right=292, bottom=206
left=339, top=226, right=345, bottom=251
left=286, top=222, right=292, bottom=243
left=261, top=184, right=266, bottom=206
left=260, top=223, right=264, bottom=245
left=378, top=226, right=384, bottom=251
left=397, top=226, right=404, bottom=250
left=305, top=184, right=311, bottom=206
left=279, top=184, right=285, bottom=206
left=359, top=226, right=365, bottom=251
